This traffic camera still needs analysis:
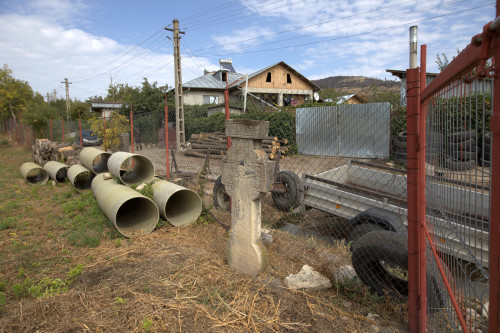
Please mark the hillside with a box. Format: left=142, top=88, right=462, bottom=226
left=312, top=75, right=400, bottom=90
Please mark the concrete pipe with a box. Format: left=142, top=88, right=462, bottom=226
left=80, top=147, right=111, bottom=174
left=152, top=179, right=202, bottom=226
left=43, top=161, right=69, bottom=183
left=68, top=164, right=94, bottom=191
left=20, top=162, right=49, bottom=185
left=108, top=152, right=155, bottom=186
left=91, top=174, right=159, bottom=238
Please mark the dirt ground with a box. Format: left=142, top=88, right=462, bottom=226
left=0, top=139, right=409, bottom=332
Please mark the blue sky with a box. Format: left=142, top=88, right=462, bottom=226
left=0, top=0, right=495, bottom=101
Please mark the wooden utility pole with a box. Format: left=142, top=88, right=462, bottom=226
left=166, top=19, right=186, bottom=149
left=46, top=93, right=50, bottom=102
left=53, top=89, right=57, bottom=101
left=61, top=78, right=72, bottom=121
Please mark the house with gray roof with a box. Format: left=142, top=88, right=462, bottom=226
left=183, top=59, right=320, bottom=108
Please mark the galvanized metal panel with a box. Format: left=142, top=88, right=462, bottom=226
left=338, top=103, right=390, bottom=158
left=296, top=106, right=338, bottom=156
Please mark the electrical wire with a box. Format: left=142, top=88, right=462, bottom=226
left=187, top=3, right=493, bottom=58
left=71, top=27, right=165, bottom=82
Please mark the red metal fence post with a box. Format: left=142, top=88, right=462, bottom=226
left=406, top=67, right=426, bottom=332
left=50, top=118, right=53, bottom=141
left=61, top=116, right=65, bottom=142
left=165, top=95, right=170, bottom=180
left=103, top=113, right=106, bottom=151
left=79, top=112, right=82, bottom=146
left=130, top=105, right=134, bottom=154
left=489, top=12, right=500, bottom=331
left=225, top=77, right=231, bottom=149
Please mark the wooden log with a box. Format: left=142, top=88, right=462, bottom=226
left=189, top=143, right=227, bottom=150
left=183, top=150, right=224, bottom=159
left=189, top=148, right=225, bottom=155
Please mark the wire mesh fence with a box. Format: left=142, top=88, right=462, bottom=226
left=424, top=75, right=492, bottom=331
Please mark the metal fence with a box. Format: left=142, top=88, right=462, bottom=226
left=296, top=103, right=390, bottom=158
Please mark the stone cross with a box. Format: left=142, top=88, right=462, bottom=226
left=222, top=119, right=274, bottom=277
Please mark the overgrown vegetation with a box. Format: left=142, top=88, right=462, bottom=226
left=90, top=112, right=129, bottom=152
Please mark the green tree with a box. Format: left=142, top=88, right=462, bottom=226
left=90, top=112, right=129, bottom=152
left=0, top=64, right=35, bottom=121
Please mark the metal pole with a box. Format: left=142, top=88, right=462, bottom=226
left=103, top=113, right=106, bottom=152
left=406, top=67, right=422, bottom=333
left=418, top=44, right=427, bottom=330
left=225, top=73, right=231, bottom=149
left=79, top=113, right=82, bottom=146
left=409, top=26, right=418, bottom=69
left=130, top=105, right=134, bottom=154
left=50, top=118, right=53, bottom=141
left=164, top=94, right=170, bottom=180
left=489, top=3, right=500, bottom=331
left=61, top=116, right=65, bottom=142
left=243, top=74, right=249, bottom=112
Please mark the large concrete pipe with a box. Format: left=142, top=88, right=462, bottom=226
left=151, top=179, right=202, bottom=226
left=91, top=174, right=159, bottom=237
left=108, top=152, right=155, bottom=186
left=80, top=147, right=111, bottom=174
left=43, top=161, right=69, bottom=183
left=68, top=164, right=94, bottom=191
left=20, top=162, right=49, bottom=185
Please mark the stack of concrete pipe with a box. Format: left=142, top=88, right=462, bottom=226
left=20, top=148, right=203, bottom=238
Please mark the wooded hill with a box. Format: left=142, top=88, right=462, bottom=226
left=312, top=76, right=399, bottom=90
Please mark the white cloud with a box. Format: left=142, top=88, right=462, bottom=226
left=211, top=26, right=275, bottom=52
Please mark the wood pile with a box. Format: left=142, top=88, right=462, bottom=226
left=184, top=131, right=289, bottom=160
left=32, top=139, right=83, bottom=166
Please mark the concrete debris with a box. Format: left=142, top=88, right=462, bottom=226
left=284, top=265, right=332, bottom=291
left=334, top=265, right=358, bottom=284
left=261, top=228, right=273, bottom=246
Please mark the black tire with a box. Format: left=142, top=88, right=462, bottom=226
left=449, top=130, right=476, bottom=143
left=213, top=176, right=230, bottom=211
left=271, top=171, right=302, bottom=211
left=449, top=151, right=477, bottom=162
left=393, top=138, right=407, bottom=150
left=351, top=231, right=446, bottom=311
left=449, top=138, right=476, bottom=152
left=397, top=131, right=407, bottom=142
left=444, top=158, right=476, bottom=170
left=427, top=132, right=445, bottom=149
left=348, top=224, right=384, bottom=251
left=352, top=231, right=408, bottom=300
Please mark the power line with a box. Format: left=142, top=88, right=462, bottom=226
left=185, top=0, right=305, bottom=30
left=184, top=0, right=300, bottom=29
left=183, top=0, right=419, bottom=52
left=186, top=3, right=493, bottom=58
left=71, top=27, right=165, bottom=82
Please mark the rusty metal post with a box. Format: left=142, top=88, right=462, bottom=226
left=165, top=95, right=170, bottom=180
left=406, top=67, right=425, bottom=332
left=225, top=75, right=231, bottom=149
left=489, top=4, right=500, bottom=331
left=79, top=111, right=82, bottom=146
left=130, top=105, right=134, bottom=154
left=61, top=116, right=65, bottom=142
left=103, top=113, right=106, bottom=152
left=50, top=118, right=53, bottom=141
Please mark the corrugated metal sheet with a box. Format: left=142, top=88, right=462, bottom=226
left=296, top=103, right=390, bottom=158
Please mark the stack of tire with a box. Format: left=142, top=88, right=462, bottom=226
left=480, top=132, right=492, bottom=167
left=392, top=132, right=408, bottom=165
left=444, top=130, right=477, bottom=170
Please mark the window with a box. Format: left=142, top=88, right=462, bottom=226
left=287, top=74, right=292, bottom=84
left=203, top=95, right=219, bottom=104
left=266, top=72, right=271, bottom=82
left=222, top=72, right=227, bottom=81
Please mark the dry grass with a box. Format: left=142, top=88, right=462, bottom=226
left=0, top=136, right=408, bottom=332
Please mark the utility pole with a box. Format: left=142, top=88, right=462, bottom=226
left=166, top=19, right=186, bottom=149
left=46, top=93, right=50, bottom=103
left=53, top=89, right=57, bottom=101
left=61, top=78, right=72, bottom=121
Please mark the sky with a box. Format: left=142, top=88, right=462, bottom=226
left=0, top=0, right=495, bottom=101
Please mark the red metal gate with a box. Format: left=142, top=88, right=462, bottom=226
left=407, top=4, right=500, bottom=332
